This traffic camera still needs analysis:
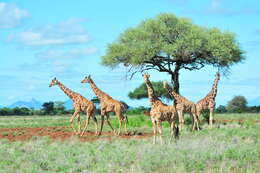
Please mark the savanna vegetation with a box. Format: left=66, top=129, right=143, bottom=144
left=0, top=12, right=257, bottom=173
left=1, top=95, right=260, bottom=116
left=0, top=113, right=259, bottom=173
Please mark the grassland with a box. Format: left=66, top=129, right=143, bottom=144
left=0, top=113, right=259, bottom=173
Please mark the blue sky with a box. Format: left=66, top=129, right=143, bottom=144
left=1, top=0, right=260, bottom=107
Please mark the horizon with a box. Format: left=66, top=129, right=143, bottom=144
left=1, top=0, right=260, bottom=108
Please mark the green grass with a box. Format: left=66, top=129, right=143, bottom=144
left=0, top=113, right=259, bottom=128
left=214, top=113, right=260, bottom=121
left=0, top=113, right=259, bottom=173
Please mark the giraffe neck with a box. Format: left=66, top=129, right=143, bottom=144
left=211, top=75, right=220, bottom=99
left=144, top=79, right=158, bottom=104
left=89, top=79, right=110, bottom=100
left=57, top=81, right=77, bottom=100
left=198, top=74, right=220, bottom=104
left=165, top=84, right=183, bottom=103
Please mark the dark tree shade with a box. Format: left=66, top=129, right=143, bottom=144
left=101, top=13, right=244, bottom=93
left=215, top=105, right=227, bottom=113
left=128, top=81, right=172, bottom=100
left=42, top=102, right=54, bottom=115
left=91, top=96, right=100, bottom=104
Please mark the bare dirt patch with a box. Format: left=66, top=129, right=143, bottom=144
left=0, top=127, right=153, bottom=142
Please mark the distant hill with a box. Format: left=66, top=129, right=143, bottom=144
left=8, top=98, right=42, bottom=109
left=248, top=97, right=260, bottom=106
left=5, top=98, right=107, bottom=110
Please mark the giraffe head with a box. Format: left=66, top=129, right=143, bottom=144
left=81, top=75, right=91, bottom=83
left=49, top=77, right=58, bottom=87
left=142, top=73, right=150, bottom=82
left=216, top=72, right=220, bottom=80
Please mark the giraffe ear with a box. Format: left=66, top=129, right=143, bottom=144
left=88, top=75, right=91, bottom=78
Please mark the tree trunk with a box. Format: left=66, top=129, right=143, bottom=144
left=171, top=63, right=180, bottom=105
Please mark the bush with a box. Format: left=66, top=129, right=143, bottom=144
left=226, top=96, right=247, bottom=113
left=127, top=106, right=149, bottom=115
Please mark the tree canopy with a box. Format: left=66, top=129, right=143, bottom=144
left=101, top=13, right=244, bottom=93
left=42, top=102, right=54, bottom=115
left=128, top=81, right=171, bottom=100
left=226, top=96, right=248, bottom=113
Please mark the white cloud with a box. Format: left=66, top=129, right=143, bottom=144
left=0, top=2, right=29, bottom=28
left=7, top=18, right=90, bottom=46
left=36, top=47, right=97, bottom=59
left=17, top=47, right=97, bottom=77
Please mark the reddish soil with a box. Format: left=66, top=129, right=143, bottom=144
left=0, top=127, right=153, bottom=142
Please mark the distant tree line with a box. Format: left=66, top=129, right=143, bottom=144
left=0, top=98, right=131, bottom=116
left=0, top=95, right=259, bottom=116
left=215, top=96, right=260, bottom=113
left=0, top=101, right=72, bottom=116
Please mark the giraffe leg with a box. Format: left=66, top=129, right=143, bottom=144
left=193, top=113, right=200, bottom=131
left=117, top=119, right=123, bottom=136
left=70, top=111, right=79, bottom=134
left=98, top=114, right=105, bottom=136
left=178, top=110, right=184, bottom=130
left=175, top=123, right=179, bottom=140
left=196, top=111, right=201, bottom=130
left=105, top=114, right=115, bottom=134
left=209, top=107, right=214, bottom=128
left=77, top=114, right=81, bottom=135
left=152, top=119, right=157, bottom=144
left=191, top=113, right=196, bottom=131
left=157, top=121, right=163, bottom=144
left=92, top=116, right=98, bottom=135
left=170, top=121, right=175, bottom=143
left=124, top=116, right=128, bottom=134
left=80, top=114, right=90, bottom=137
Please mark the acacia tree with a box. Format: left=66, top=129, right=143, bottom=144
left=101, top=13, right=244, bottom=93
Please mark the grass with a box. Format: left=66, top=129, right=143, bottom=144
left=0, top=113, right=259, bottom=129
left=214, top=113, right=260, bottom=121
left=0, top=113, right=259, bottom=173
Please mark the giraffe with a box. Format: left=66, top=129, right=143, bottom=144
left=196, top=72, right=220, bottom=128
left=163, top=81, right=199, bottom=131
left=81, top=75, right=128, bottom=136
left=49, top=77, right=98, bottom=136
left=143, top=73, right=179, bottom=144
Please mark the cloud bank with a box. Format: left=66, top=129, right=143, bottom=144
left=7, top=18, right=90, bottom=46
left=0, top=3, right=29, bottom=28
